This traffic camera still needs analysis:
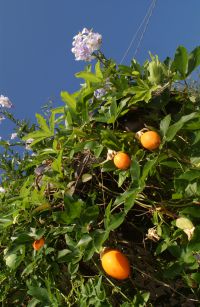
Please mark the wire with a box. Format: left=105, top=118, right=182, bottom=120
left=120, top=0, right=157, bottom=64
left=133, top=0, right=157, bottom=59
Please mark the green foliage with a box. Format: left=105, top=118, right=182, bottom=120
left=1, top=45, right=200, bottom=305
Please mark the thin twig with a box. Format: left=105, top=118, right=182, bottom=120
left=130, top=265, right=199, bottom=302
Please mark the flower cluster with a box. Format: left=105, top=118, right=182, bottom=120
left=0, top=95, right=12, bottom=108
left=71, top=28, right=102, bottom=61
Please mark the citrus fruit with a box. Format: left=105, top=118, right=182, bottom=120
left=101, top=249, right=130, bottom=280
left=32, top=237, right=45, bottom=251
left=140, top=130, right=161, bottom=150
left=113, top=152, right=131, bottom=170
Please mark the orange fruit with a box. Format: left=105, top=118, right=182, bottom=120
left=32, top=237, right=45, bottom=251
left=140, top=130, right=161, bottom=150
left=101, top=249, right=130, bottom=280
left=113, top=152, right=131, bottom=170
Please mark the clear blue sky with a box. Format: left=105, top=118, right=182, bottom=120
left=0, top=0, right=200, bottom=138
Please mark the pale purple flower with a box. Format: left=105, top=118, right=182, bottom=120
left=94, top=88, right=107, bottom=99
left=94, top=80, right=112, bottom=99
left=25, top=138, right=34, bottom=150
left=71, top=28, right=102, bottom=61
left=11, top=133, right=18, bottom=140
left=0, top=95, right=12, bottom=108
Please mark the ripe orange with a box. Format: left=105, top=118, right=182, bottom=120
left=101, top=249, right=130, bottom=280
left=113, top=152, right=131, bottom=170
left=140, top=130, right=161, bottom=150
left=32, top=237, right=45, bottom=251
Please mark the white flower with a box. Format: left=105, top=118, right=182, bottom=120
left=25, top=138, right=34, bottom=150
left=11, top=133, right=18, bottom=140
left=0, top=187, right=6, bottom=193
left=0, top=95, right=12, bottom=108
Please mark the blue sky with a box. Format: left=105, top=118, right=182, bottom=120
left=0, top=0, right=200, bottom=139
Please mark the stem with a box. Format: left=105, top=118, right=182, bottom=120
left=131, top=265, right=199, bottom=302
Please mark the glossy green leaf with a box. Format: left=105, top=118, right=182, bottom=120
left=173, top=46, right=188, bottom=78
left=61, top=91, right=76, bottom=111
left=166, top=112, right=197, bottom=141
left=27, top=286, right=51, bottom=305
left=35, top=113, right=51, bottom=133
left=160, top=114, right=171, bottom=137
left=176, top=217, right=194, bottom=230
left=187, top=46, right=200, bottom=76
left=75, top=71, right=102, bottom=83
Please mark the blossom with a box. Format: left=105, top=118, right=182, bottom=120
left=71, top=28, right=102, bottom=61
left=25, top=138, right=34, bottom=150
left=11, top=133, right=18, bottom=140
left=94, top=88, right=107, bottom=100
left=0, top=187, right=6, bottom=193
left=0, top=95, right=12, bottom=108
left=94, top=80, right=112, bottom=99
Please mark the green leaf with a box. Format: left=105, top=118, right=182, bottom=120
left=27, top=298, right=40, bottom=307
left=166, top=112, right=197, bottom=141
left=82, top=173, right=92, bottom=182
left=115, top=187, right=141, bottom=213
left=51, top=150, right=63, bottom=177
left=81, top=206, right=99, bottom=224
left=23, top=130, right=52, bottom=141
left=140, top=157, right=158, bottom=184
left=76, top=234, right=92, bottom=248
left=101, top=130, right=121, bottom=150
left=176, top=217, right=194, bottom=230
left=53, top=198, right=84, bottom=224
left=64, top=196, right=84, bottom=224
left=118, top=170, right=129, bottom=187
left=132, top=291, right=150, bottom=307
left=93, top=230, right=108, bottom=252
left=178, top=169, right=200, bottom=181
left=27, top=286, right=51, bottom=305
left=5, top=253, right=18, bottom=269
left=173, top=46, right=188, bottom=78
left=127, top=79, right=157, bottom=104
left=181, top=206, right=200, bottom=218
left=187, top=46, right=200, bottom=76
left=57, top=249, right=72, bottom=260
left=49, top=112, right=55, bottom=134
left=95, top=61, right=103, bottom=79
left=75, top=71, right=102, bottom=83
left=160, top=114, right=171, bottom=137
left=148, top=55, right=167, bottom=84
left=22, top=262, right=35, bottom=276
left=61, top=91, right=76, bottom=111
left=5, top=249, right=24, bottom=270
left=188, top=226, right=200, bottom=251
left=190, top=272, right=200, bottom=284
left=105, top=212, right=125, bottom=232
left=155, top=241, right=169, bottom=255
left=130, top=159, right=140, bottom=182
left=35, top=113, right=50, bottom=133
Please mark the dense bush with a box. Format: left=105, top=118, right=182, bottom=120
left=0, top=33, right=200, bottom=305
